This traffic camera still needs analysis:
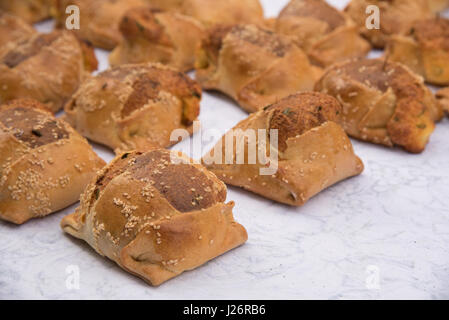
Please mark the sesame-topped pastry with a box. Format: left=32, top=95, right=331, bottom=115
left=386, top=17, right=449, bottom=86
left=0, top=30, right=97, bottom=113
left=0, top=0, right=54, bottom=23
left=0, top=99, right=105, bottom=225
left=275, top=0, right=371, bottom=67
left=61, top=149, right=248, bottom=286
left=64, top=63, right=201, bottom=153
left=144, top=0, right=264, bottom=27
left=202, top=92, right=364, bottom=206
left=315, top=58, right=443, bottom=153
left=345, top=0, right=434, bottom=48
left=195, top=24, right=322, bottom=113
left=55, top=0, right=146, bottom=50
left=0, top=12, right=36, bottom=56
left=109, top=7, right=205, bottom=72
left=436, top=87, right=449, bottom=116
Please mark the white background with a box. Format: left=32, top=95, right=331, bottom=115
left=1, top=0, right=449, bottom=299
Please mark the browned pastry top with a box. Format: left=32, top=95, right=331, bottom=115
left=335, top=59, right=426, bottom=98
left=280, top=0, right=346, bottom=32
left=90, top=150, right=226, bottom=213
left=1, top=32, right=60, bottom=68
left=0, top=99, right=68, bottom=148
left=265, top=92, right=342, bottom=151
left=231, top=25, right=291, bottom=57
left=97, top=64, right=201, bottom=121
left=202, top=24, right=292, bottom=61
left=411, top=18, right=449, bottom=50
left=119, top=7, right=170, bottom=44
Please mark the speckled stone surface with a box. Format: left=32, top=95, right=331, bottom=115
left=1, top=0, right=448, bottom=299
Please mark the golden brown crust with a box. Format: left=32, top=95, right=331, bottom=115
left=64, top=63, right=201, bottom=153
left=55, top=0, right=146, bottom=50
left=0, top=30, right=93, bottom=113
left=144, top=0, right=264, bottom=27
left=60, top=149, right=247, bottom=286
left=202, top=92, right=364, bottom=206
left=266, top=92, right=342, bottom=151
left=0, top=0, right=54, bottom=23
left=315, top=58, right=442, bottom=153
left=0, top=12, right=36, bottom=56
left=109, top=7, right=205, bottom=72
left=436, top=87, right=449, bottom=116
left=386, top=17, right=449, bottom=85
left=195, top=24, right=323, bottom=113
left=427, top=0, right=449, bottom=12
left=0, top=99, right=105, bottom=224
left=345, top=0, right=434, bottom=48
left=276, top=0, right=371, bottom=67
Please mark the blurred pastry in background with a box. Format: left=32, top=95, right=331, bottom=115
left=436, top=87, right=449, bottom=116
left=386, top=17, right=449, bottom=86
left=0, top=99, right=105, bottom=224
left=0, top=12, right=36, bottom=56
left=54, top=0, right=146, bottom=50
left=195, top=24, right=322, bottom=113
left=315, top=58, right=443, bottom=153
left=0, top=30, right=96, bottom=113
left=203, top=92, right=364, bottom=206
left=143, top=0, right=264, bottom=27
left=61, top=149, right=248, bottom=286
left=109, top=7, right=205, bottom=72
left=0, top=0, right=54, bottom=23
left=64, top=63, right=201, bottom=153
left=275, top=0, right=371, bottom=67
left=427, top=0, right=449, bottom=12
left=345, top=0, right=434, bottom=48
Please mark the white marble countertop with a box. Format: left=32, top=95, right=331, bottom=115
left=1, top=0, right=448, bottom=300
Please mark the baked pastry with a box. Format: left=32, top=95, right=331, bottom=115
left=436, top=87, right=449, bottom=116
left=143, top=0, right=264, bottom=26
left=427, top=0, right=449, bottom=12
left=195, top=24, right=322, bottom=113
left=55, top=0, right=146, bottom=50
left=64, top=63, right=201, bottom=153
left=0, top=30, right=96, bottom=113
left=202, top=92, right=364, bottom=206
left=315, top=58, right=443, bottom=153
left=0, top=0, right=54, bottom=23
left=0, top=99, right=105, bottom=225
left=275, top=0, right=371, bottom=67
left=386, top=17, right=449, bottom=86
left=0, top=12, right=36, bottom=56
left=345, top=0, right=434, bottom=48
left=61, top=149, right=248, bottom=286
left=109, top=7, right=205, bottom=72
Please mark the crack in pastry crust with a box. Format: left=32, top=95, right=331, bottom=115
left=64, top=63, right=201, bottom=153
left=0, top=99, right=105, bottom=224
left=61, top=149, right=247, bottom=286
left=315, top=58, right=443, bottom=153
